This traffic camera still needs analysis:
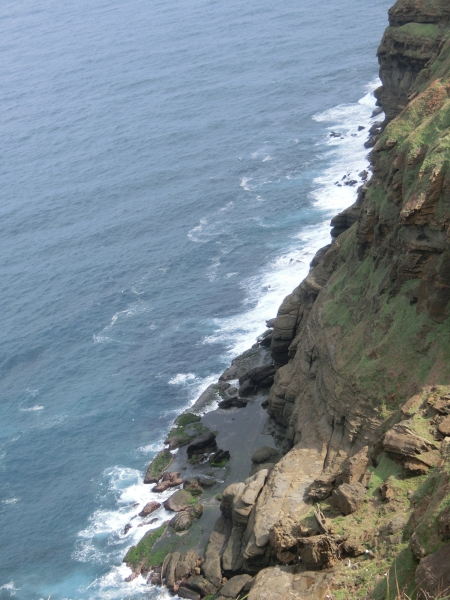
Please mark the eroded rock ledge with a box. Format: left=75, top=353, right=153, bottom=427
left=123, top=1, right=450, bottom=597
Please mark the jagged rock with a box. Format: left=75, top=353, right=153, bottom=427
left=164, top=490, right=195, bottom=512
left=183, top=575, right=217, bottom=596
left=210, top=449, right=230, bottom=465
left=219, top=574, right=253, bottom=597
left=337, top=446, right=370, bottom=486
left=308, top=475, right=335, bottom=501
left=297, top=535, right=338, bottom=569
left=329, top=482, right=366, bottom=515
left=187, top=432, right=217, bottom=457
left=144, top=449, right=174, bottom=484
left=124, top=571, right=139, bottom=582
left=404, top=457, right=430, bottom=475
left=383, top=424, right=439, bottom=470
left=269, top=516, right=302, bottom=563
left=123, top=523, right=132, bottom=534
left=416, top=543, right=450, bottom=600
left=139, top=501, right=161, bottom=517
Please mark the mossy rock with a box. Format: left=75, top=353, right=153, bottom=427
left=165, top=421, right=209, bottom=449
left=175, top=412, right=201, bottom=427
left=123, top=524, right=167, bottom=570
left=144, top=449, right=174, bottom=483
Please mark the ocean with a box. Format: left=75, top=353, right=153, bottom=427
left=0, top=0, right=391, bottom=597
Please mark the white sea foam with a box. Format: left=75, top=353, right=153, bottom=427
left=2, top=498, right=19, bottom=505
left=240, top=176, right=253, bottom=191
left=0, top=582, right=20, bottom=596
left=19, top=405, right=44, bottom=412
left=204, top=81, right=380, bottom=357
left=93, top=301, right=150, bottom=344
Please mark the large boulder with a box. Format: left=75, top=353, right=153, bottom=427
left=336, top=446, right=371, bottom=486
left=187, top=432, right=217, bottom=457
left=248, top=565, right=333, bottom=600
left=183, top=575, right=217, bottom=596
left=251, top=446, right=281, bottom=464
left=329, top=482, right=366, bottom=515
left=219, top=574, right=253, bottom=597
left=138, top=501, right=161, bottom=517
left=164, top=490, right=195, bottom=512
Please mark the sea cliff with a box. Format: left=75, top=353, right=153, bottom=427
left=123, top=1, right=450, bottom=597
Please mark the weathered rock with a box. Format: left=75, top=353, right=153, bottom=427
left=308, top=475, right=335, bottom=501
left=144, top=449, right=174, bottom=484
left=163, top=551, right=181, bottom=589
left=152, top=473, right=183, bottom=492
left=269, top=516, right=302, bottom=563
left=147, top=566, right=162, bottom=586
left=139, top=501, right=161, bottom=517
left=329, top=482, right=366, bottom=515
left=175, top=550, right=199, bottom=581
left=434, top=395, right=450, bottom=415
left=341, top=538, right=367, bottom=557
left=164, top=490, right=195, bottom=512
left=383, top=423, right=438, bottom=458
left=210, top=449, right=230, bottom=465
left=197, top=475, right=216, bottom=488
left=177, top=587, right=200, bottom=600
left=218, top=398, right=247, bottom=409
left=123, top=523, right=132, bottom=534
left=337, top=446, right=370, bottom=486
left=416, top=544, right=450, bottom=600
left=239, top=379, right=256, bottom=397
left=248, top=565, right=333, bottom=600
left=187, top=432, right=217, bottom=457
left=202, top=515, right=227, bottom=588
left=219, top=574, right=253, bottom=597
left=380, top=478, right=397, bottom=502
left=183, top=478, right=203, bottom=496
left=297, top=535, right=338, bottom=569
left=170, top=511, right=194, bottom=532
left=183, top=575, right=217, bottom=596
left=438, top=415, right=450, bottom=436
left=251, top=446, right=280, bottom=464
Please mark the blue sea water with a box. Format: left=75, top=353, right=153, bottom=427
left=1, top=0, right=392, bottom=597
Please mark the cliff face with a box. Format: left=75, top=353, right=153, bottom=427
left=125, top=2, right=450, bottom=598
left=375, top=0, right=450, bottom=121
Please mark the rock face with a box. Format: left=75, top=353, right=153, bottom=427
left=416, top=543, right=450, bottom=600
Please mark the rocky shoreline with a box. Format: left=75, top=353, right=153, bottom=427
left=122, top=1, right=450, bottom=598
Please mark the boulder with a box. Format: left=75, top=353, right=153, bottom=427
left=218, top=398, right=247, bottom=409
left=183, top=478, right=203, bottom=496
left=219, top=574, right=253, bottom=597
left=248, top=565, right=333, bottom=600
left=308, top=475, right=335, bottom=501
left=183, top=575, right=217, bottom=596
left=251, top=446, right=280, bottom=464
left=438, top=415, right=450, bottom=436
left=383, top=423, right=437, bottom=458
left=269, top=516, right=302, bottom=563
left=147, top=566, right=162, bottom=585
left=163, top=551, right=180, bottom=589
left=210, top=449, right=230, bottom=465
left=380, top=478, right=396, bottom=502
left=138, top=501, right=161, bottom=517
left=202, top=516, right=226, bottom=588
left=170, top=511, right=194, bottom=532
left=416, top=544, right=450, bottom=600
left=175, top=550, right=199, bottom=581
left=297, top=535, right=338, bottom=569
left=387, top=514, right=409, bottom=535
left=123, top=523, right=132, bottom=534
left=239, top=379, right=256, bottom=397
left=164, top=490, right=195, bottom=512
left=329, top=482, right=366, bottom=515
left=177, top=587, right=200, bottom=600
left=434, top=395, right=450, bottom=415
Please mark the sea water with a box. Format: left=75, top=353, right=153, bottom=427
left=0, top=0, right=391, bottom=597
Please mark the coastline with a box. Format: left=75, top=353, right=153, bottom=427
left=118, top=88, right=385, bottom=596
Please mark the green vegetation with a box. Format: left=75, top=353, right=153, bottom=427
left=123, top=524, right=166, bottom=569
left=145, top=449, right=173, bottom=481
left=174, top=412, right=201, bottom=427
left=166, top=420, right=209, bottom=448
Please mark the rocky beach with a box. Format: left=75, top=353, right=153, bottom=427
left=120, top=1, right=450, bottom=598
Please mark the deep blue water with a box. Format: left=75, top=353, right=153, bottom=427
left=1, top=0, right=391, bottom=598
